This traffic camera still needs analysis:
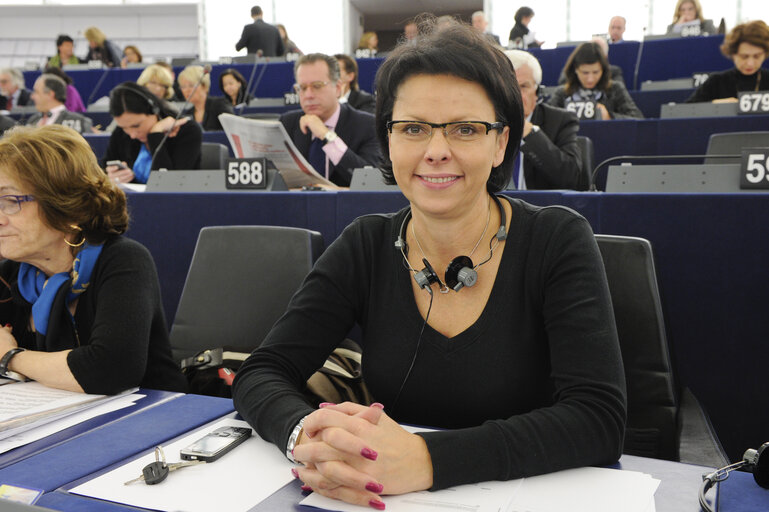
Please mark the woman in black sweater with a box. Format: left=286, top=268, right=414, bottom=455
left=103, top=82, right=202, bottom=184
left=687, top=20, right=769, bottom=103
left=0, top=125, right=186, bottom=394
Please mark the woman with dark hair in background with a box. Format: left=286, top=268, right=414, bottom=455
left=121, top=45, right=143, bottom=68
left=233, top=21, right=625, bottom=510
left=277, top=24, right=302, bottom=55
left=0, top=125, right=187, bottom=394
left=334, top=54, right=375, bottom=114
left=47, top=35, right=81, bottom=68
left=686, top=20, right=769, bottom=103
left=103, top=82, right=201, bottom=184
left=219, top=68, right=254, bottom=107
left=508, top=6, right=542, bottom=48
left=42, top=66, right=85, bottom=113
left=548, top=42, right=643, bottom=119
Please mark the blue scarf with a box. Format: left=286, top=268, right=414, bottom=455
left=17, top=243, right=103, bottom=336
left=133, top=145, right=152, bottom=184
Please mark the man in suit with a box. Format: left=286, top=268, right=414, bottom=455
left=280, top=53, right=381, bottom=188
left=505, top=50, right=583, bottom=190
left=26, top=74, right=92, bottom=134
left=0, top=68, right=32, bottom=111
left=334, top=54, right=375, bottom=114
left=235, top=6, right=284, bottom=57
left=608, top=16, right=626, bottom=43
left=472, top=11, right=501, bottom=46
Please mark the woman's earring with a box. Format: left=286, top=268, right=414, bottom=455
left=64, top=224, right=85, bottom=248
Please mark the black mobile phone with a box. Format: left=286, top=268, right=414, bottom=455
left=179, top=426, right=252, bottom=462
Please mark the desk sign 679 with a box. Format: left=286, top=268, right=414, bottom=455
left=738, top=91, right=769, bottom=115
left=225, top=158, right=267, bottom=189
left=740, top=148, right=769, bottom=190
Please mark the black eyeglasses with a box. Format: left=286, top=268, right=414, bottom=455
left=0, top=194, right=35, bottom=215
left=386, top=120, right=506, bottom=145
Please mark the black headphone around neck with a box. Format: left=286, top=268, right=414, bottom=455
left=110, top=83, right=161, bottom=117
left=699, top=442, right=769, bottom=512
left=394, top=194, right=508, bottom=293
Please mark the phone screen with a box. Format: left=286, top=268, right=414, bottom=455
left=183, top=427, right=250, bottom=457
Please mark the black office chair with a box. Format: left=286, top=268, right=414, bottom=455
left=595, top=234, right=728, bottom=467
left=575, top=135, right=594, bottom=191
left=705, top=131, right=769, bottom=164
left=169, top=226, right=325, bottom=363
left=199, top=142, right=229, bottom=170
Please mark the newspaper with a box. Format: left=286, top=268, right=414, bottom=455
left=218, top=113, right=334, bottom=188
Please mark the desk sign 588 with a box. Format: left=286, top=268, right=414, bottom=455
left=225, top=158, right=267, bottom=189
left=740, top=149, right=769, bottom=189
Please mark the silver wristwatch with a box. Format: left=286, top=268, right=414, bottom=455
left=323, top=130, right=338, bottom=143
left=286, top=415, right=308, bottom=463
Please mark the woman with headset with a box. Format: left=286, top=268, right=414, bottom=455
left=103, top=82, right=202, bottom=184
left=233, top=21, right=625, bottom=510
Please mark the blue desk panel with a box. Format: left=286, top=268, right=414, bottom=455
left=0, top=389, right=181, bottom=471
left=637, top=35, right=731, bottom=83
left=0, top=394, right=233, bottom=492
left=83, top=131, right=233, bottom=161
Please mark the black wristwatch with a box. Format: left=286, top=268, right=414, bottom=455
left=0, top=347, right=26, bottom=379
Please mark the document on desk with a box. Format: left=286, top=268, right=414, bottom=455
left=70, top=418, right=295, bottom=512
left=219, top=113, right=335, bottom=188
left=0, top=381, right=135, bottom=441
left=301, top=466, right=660, bottom=512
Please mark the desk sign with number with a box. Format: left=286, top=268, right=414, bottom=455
left=565, top=100, right=598, bottom=120
left=692, top=72, right=709, bottom=87
left=738, top=91, right=769, bottom=115
left=740, top=148, right=769, bottom=190
left=284, top=92, right=299, bottom=105
left=225, top=158, right=267, bottom=189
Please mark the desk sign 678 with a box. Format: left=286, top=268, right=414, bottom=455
left=225, top=158, right=267, bottom=189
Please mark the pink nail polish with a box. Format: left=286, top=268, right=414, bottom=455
left=319, top=402, right=335, bottom=408
left=365, top=482, right=384, bottom=493
left=361, top=447, right=378, bottom=461
left=291, top=468, right=299, bottom=479
left=369, top=499, right=386, bottom=510
left=301, top=484, right=313, bottom=492
left=370, top=402, right=384, bottom=409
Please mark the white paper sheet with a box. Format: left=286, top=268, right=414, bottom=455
left=70, top=418, right=295, bottom=512
left=0, top=393, right=144, bottom=454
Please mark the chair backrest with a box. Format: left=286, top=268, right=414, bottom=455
left=169, top=226, right=325, bottom=363
left=705, top=131, right=769, bottom=164
left=200, top=142, right=229, bottom=170
left=575, top=135, right=594, bottom=191
left=595, top=234, right=679, bottom=460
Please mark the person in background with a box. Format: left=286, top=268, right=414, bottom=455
left=506, top=50, right=583, bottom=190
left=26, top=74, right=92, bottom=134
left=47, top=35, right=81, bottom=68
left=154, top=61, right=186, bottom=102
left=435, top=15, right=458, bottom=31
left=121, top=45, right=143, bottom=68
left=357, top=32, right=379, bottom=52
left=279, top=53, right=381, bottom=187
left=104, top=82, right=201, bottom=184
left=608, top=16, right=626, bottom=43
left=0, top=125, right=187, bottom=394
left=219, top=68, right=254, bottom=107
left=403, top=20, right=419, bottom=44
left=558, top=37, right=624, bottom=85
left=665, top=0, right=716, bottom=37
left=508, top=6, right=542, bottom=48
left=137, top=64, right=176, bottom=101
left=0, top=68, right=32, bottom=111
left=83, top=27, right=123, bottom=68
left=548, top=42, right=643, bottom=119
left=233, top=22, right=625, bottom=509
left=42, top=67, right=86, bottom=113
left=686, top=20, right=769, bottom=103
left=334, top=54, right=375, bottom=114
left=471, top=11, right=501, bottom=45
left=236, top=5, right=285, bottom=57
left=177, top=65, right=234, bottom=131
left=277, top=24, right=303, bottom=56
left=0, top=115, right=15, bottom=136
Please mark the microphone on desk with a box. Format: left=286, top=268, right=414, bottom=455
left=86, top=66, right=112, bottom=107
left=589, top=153, right=743, bottom=191
left=632, top=27, right=647, bottom=91
left=238, top=52, right=268, bottom=116
left=149, top=64, right=211, bottom=171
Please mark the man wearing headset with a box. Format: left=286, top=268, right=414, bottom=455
left=504, top=50, right=583, bottom=190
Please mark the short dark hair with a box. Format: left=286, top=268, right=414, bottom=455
left=514, top=7, right=534, bottom=24
left=563, top=42, right=612, bottom=95
left=374, top=21, right=523, bottom=193
left=39, top=74, right=67, bottom=104
left=721, top=20, right=769, bottom=57
left=294, top=53, right=340, bottom=83
left=251, top=5, right=262, bottom=16
left=109, top=81, right=170, bottom=117
left=56, top=34, right=74, bottom=48
left=334, top=54, right=359, bottom=91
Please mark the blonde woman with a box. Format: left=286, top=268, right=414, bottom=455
left=137, top=64, right=175, bottom=100
left=83, top=26, right=123, bottom=67
left=665, top=0, right=716, bottom=36
left=177, top=65, right=234, bottom=131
